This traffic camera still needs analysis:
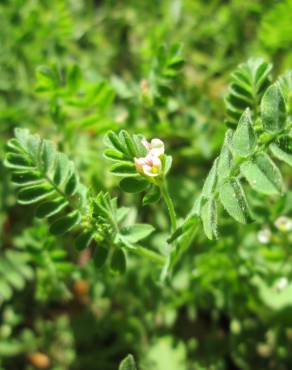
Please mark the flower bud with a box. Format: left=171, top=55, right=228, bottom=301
left=274, top=216, right=292, bottom=232
left=142, top=138, right=165, bottom=157
left=257, top=228, right=271, bottom=244
left=149, top=138, right=164, bottom=156
left=276, top=277, right=288, bottom=291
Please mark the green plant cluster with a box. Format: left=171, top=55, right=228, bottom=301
left=1, top=1, right=292, bottom=370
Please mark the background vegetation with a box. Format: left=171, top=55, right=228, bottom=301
left=0, top=0, right=292, bottom=369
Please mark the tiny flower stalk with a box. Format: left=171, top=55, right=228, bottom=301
left=134, top=138, right=177, bottom=233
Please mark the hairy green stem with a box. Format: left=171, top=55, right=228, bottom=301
left=160, top=182, right=177, bottom=233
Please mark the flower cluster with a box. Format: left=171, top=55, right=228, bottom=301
left=134, top=138, right=164, bottom=177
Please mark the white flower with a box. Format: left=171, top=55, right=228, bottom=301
left=134, top=154, right=162, bottom=177
left=276, top=277, right=289, bottom=291
left=274, top=216, right=292, bottom=232
left=134, top=137, right=165, bottom=177
left=257, top=228, right=272, bottom=244
left=142, top=138, right=165, bottom=157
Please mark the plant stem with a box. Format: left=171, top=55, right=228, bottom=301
left=160, top=181, right=177, bottom=233
left=130, top=245, right=166, bottom=266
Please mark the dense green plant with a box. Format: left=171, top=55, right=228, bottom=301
left=1, top=1, right=292, bottom=370
left=4, top=60, right=292, bottom=276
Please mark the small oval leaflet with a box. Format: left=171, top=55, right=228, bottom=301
left=232, top=108, right=256, bottom=157
left=143, top=185, right=161, bottom=205
left=50, top=211, right=81, bottom=235
left=200, top=197, right=218, bottom=240
left=219, top=178, right=251, bottom=224
left=202, top=158, right=218, bottom=198
left=35, top=198, right=68, bottom=218
left=119, top=354, right=137, bottom=370
left=261, top=84, right=286, bottom=134
left=120, top=177, right=149, bottom=193
left=17, top=185, right=54, bottom=205
left=111, top=248, right=127, bottom=275
left=240, top=153, right=284, bottom=195
left=93, top=245, right=108, bottom=269
left=270, top=140, right=292, bottom=168
left=110, top=162, right=137, bottom=176
left=75, top=231, right=93, bottom=251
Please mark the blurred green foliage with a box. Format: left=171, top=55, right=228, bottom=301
left=0, top=0, right=292, bottom=369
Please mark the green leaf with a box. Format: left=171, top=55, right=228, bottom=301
left=167, top=216, right=197, bottom=243
left=201, top=198, right=218, bottom=240
left=6, top=138, right=23, bottom=153
left=163, top=155, right=173, bottom=175
left=202, top=158, right=218, bottom=197
left=117, top=207, right=130, bottom=223
left=119, top=354, right=137, bottom=370
left=75, top=231, right=93, bottom=251
left=17, top=184, right=54, bottom=204
left=120, top=177, right=149, bottom=193
left=26, top=134, right=41, bottom=158
left=219, top=178, right=251, bottom=224
left=110, top=248, right=127, bottom=274
left=232, top=108, right=256, bottom=157
left=278, top=70, right=292, bottom=109
left=65, top=170, right=79, bottom=196
left=41, top=140, right=57, bottom=173
left=53, top=153, right=70, bottom=185
left=120, top=224, right=155, bottom=243
left=191, top=194, right=203, bottom=216
left=119, top=130, right=137, bottom=157
left=143, top=185, right=161, bottom=205
left=225, top=58, right=272, bottom=126
left=270, top=138, right=292, bottom=167
left=35, top=198, right=68, bottom=218
left=133, top=134, right=147, bottom=157
left=93, top=245, right=108, bottom=268
left=261, top=84, right=286, bottom=133
left=240, top=153, right=284, bottom=195
left=103, top=149, right=127, bottom=161
left=4, top=153, right=33, bottom=170
left=106, top=131, right=128, bottom=154
left=11, top=171, right=42, bottom=186
left=5, top=128, right=86, bottom=242
left=50, top=211, right=81, bottom=235
left=110, top=162, right=137, bottom=176
left=217, top=130, right=233, bottom=183
left=14, top=127, right=29, bottom=148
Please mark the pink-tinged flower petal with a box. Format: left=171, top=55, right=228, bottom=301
left=144, top=154, right=154, bottom=166
left=134, top=157, right=146, bottom=172
left=134, top=138, right=164, bottom=177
